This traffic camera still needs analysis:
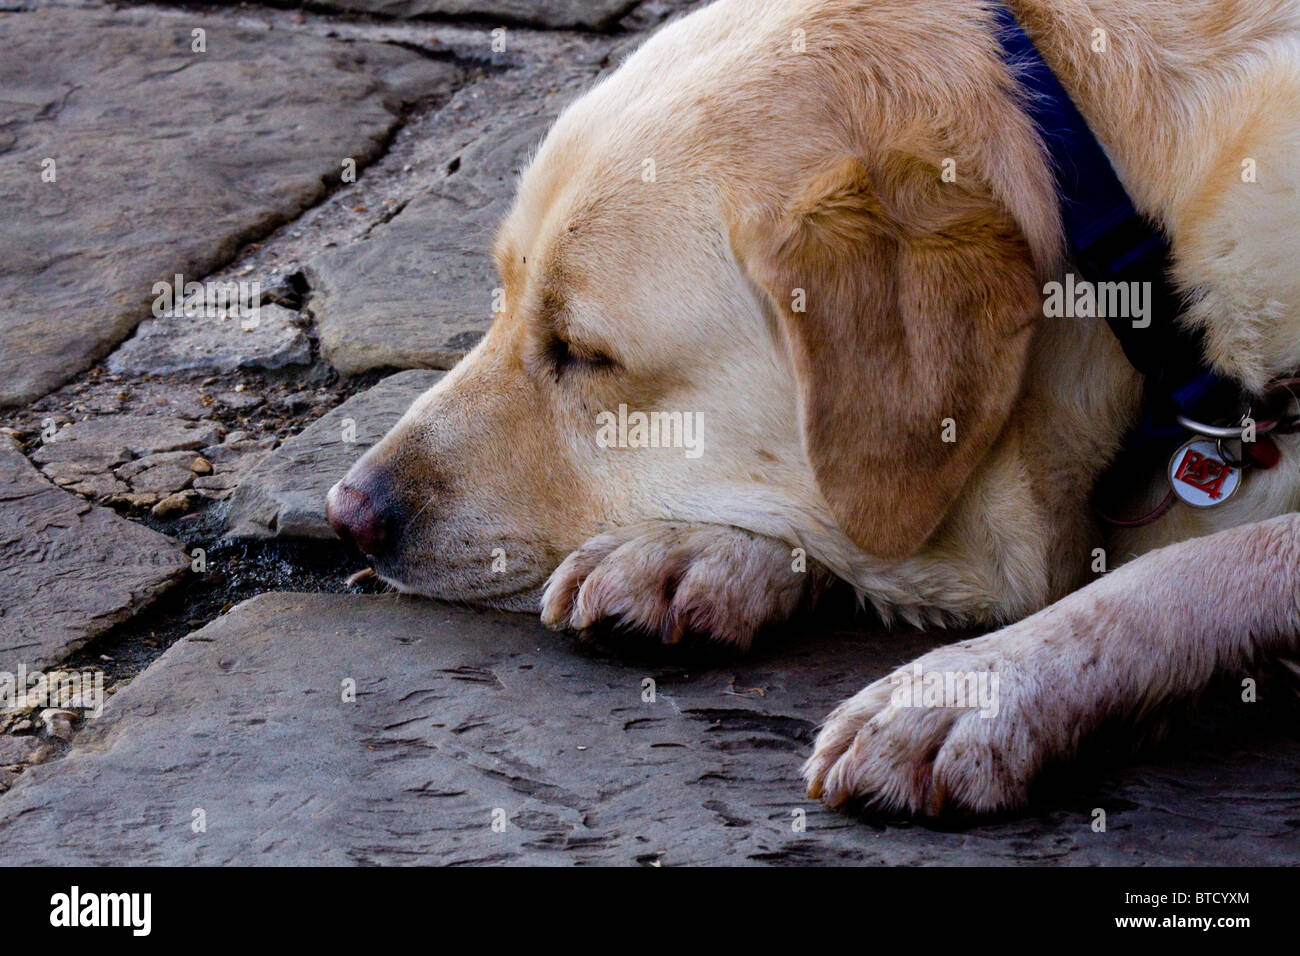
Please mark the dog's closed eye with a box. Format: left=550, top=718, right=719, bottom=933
left=544, top=333, right=618, bottom=378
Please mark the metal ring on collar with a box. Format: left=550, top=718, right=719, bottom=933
left=1175, top=414, right=1249, bottom=440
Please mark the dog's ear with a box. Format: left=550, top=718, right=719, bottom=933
left=743, top=154, right=1047, bottom=560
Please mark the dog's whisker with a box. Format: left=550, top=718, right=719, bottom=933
left=345, top=567, right=377, bottom=587
left=406, top=492, right=439, bottom=527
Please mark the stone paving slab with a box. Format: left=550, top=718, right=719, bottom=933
left=308, top=67, right=601, bottom=375
left=0, top=6, right=461, bottom=407
left=126, top=0, right=640, bottom=30
left=302, top=0, right=639, bottom=29
left=33, top=415, right=222, bottom=462
left=1, top=591, right=1297, bottom=865
left=0, top=438, right=189, bottom=673
left=224, top=370, right=444, bottom=539
left=107, top=304, right=312, bottom=378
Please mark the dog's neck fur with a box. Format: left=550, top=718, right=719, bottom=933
left=1007, top=0, right=1300, bottom=232
left=815, top=0, right=1300, bottom=625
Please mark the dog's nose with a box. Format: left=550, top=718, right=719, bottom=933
left=326, top=480, right=391, bottom=559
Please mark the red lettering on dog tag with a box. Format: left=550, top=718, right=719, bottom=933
left=1169, top=439, right=1240, bottom=507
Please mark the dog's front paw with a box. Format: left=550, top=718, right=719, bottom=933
left=804, top=639, right=1050, bottom=816
left=540, top=522, right=829, bottom=649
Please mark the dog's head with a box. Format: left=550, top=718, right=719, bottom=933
left=326, top=2, right=1059, bottom=613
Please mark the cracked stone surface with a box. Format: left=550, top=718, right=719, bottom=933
left=1, top=592, right=1296, bottom=865
left=0, top=5, right=462, bottom=407
left=273, top=0, right=638, bottom=30
left=8, top=377, right=306, bottom=510
left=224, top=369, right=444, bottom=539
left=107, top=304, right=313, bottom=378
left=34, top=415, right=223, bottom=462
left=25, top=414, right=230, bottom=509
left=121, top=0, right=641, bottom=30
left=0, top=438, right=189, bottom=673
left=308, top=61, right=605, bottom=375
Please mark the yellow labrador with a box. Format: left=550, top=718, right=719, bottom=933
left=327, top=0, right=1300, bottom=815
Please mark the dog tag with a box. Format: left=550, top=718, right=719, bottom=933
left=1168, top=438, right=1240, bottom=507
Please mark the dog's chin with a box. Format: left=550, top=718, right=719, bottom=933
left=372, top=560, right=546, bottom=614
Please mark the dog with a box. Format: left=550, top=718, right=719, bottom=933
left=326, top=0, right=1300, bottom=816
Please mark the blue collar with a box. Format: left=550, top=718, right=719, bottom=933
left=993, top=6, right=1237, bottom=439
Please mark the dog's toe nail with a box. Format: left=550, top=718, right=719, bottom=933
left=820, top=785, right=847, bottom=809
left=924, top=780, right=947, bottom=817
left=661, top=618, right=685, bottom=645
